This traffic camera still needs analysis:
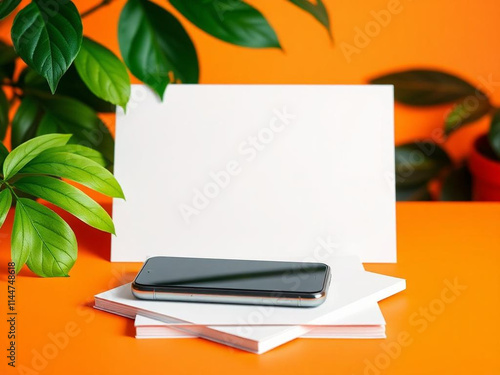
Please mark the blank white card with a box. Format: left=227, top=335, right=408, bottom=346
left=112, top=85, right=396, bottom=262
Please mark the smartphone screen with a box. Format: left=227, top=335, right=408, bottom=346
left=134, top=256, right=329, bottom=294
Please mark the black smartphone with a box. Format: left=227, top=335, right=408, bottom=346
left=132, top=256, right=331, bottom=307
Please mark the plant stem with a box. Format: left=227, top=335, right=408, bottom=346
left=81, top=0, right=114, bottom=18
left=8, top=94, right=18, bottom=106
left=1, top=81, right=19, bottom=88
left=1, top=180, right=18, bottom=199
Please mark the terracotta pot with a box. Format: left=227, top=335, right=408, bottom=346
left=468, top=134, right=500, bottom=201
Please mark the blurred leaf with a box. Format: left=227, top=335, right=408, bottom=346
left=0, top=40, right=16, bottom=81
left=396, top=184, right=432, bottom=201
left=288, top=0, right=331, bottom=36
left=21, top=152, right=124, bottom=198
left=75, top=37, right=131, bottom=110
left=20, top=66, right=116, bottom=113
left=0, top=41, right=16, bottom=65
left=440, top=164, right=472, bottom=201
left=17, top=66, right=46, bottom=88
left=0, top=0, right=20, bottom=20
left=445, top=97, right=491, bottom=135
left=37, top=96, right=115, bottom=163
left=395, top=142, right=451, bottom=188
left=0, top=88, right=8, bottom=140
left=36, top=113, right=59, bottom=136
left=370, top=69, right=479, bottom=106
left=0, top=189, right=12, bottom=229
left=488, top=109, right=500, bottom=159
left=3, top=133, right=71, bottom=180
left=11, top=0, right=83, bottom=92
left=11, top=96, right=42, bottom=148
left=41, top=144, right=107, bottom=167
left=119, top=0, right=199, bottom=98
left=13, top=197, right=77, bottom=276
left=14, top=175, right=115, bottom=233
left=0, top=142, right=8, bottom=171
left=169, top=0, right=281, bottom=48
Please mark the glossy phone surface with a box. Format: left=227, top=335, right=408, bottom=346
left=132, top=256, right=331, bottom=307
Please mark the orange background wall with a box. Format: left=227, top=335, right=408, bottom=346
left=1, top=0, right=499, bottom=162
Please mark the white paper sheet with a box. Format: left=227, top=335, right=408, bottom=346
left=112, top=85, right=396, bottom=262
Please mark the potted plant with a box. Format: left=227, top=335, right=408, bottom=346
left=0, top=0, right=333, bottom=276
left=371, top=69, right=500, bottom=201
left=469, top=117, right=500, bottom=200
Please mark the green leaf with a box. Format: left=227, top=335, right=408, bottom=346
left=41, top=144, right=107, bottom=167
left=57, top=67, right=116, bottom=113
left=0, top=88, right=8, bottom=141
left=169, top=0, right=280, bottom=48
left=119, top=0, right=199, bottom=98
left=36, top=113, right=59, bottom=136
left=370, top=69, right=480, bottom=106
left=19, top=66, right=116, bottom=113
left=489, top=109, right=500, bottom=159
left=0, top=189, right=12, bottom=229
left=75, top=37, right=131, bottom=110
left=288, top=0, right=331, bottom=36
left=395, top=142, right=451, bottom=188
left=13, top=197, right=76, bottom=277
left=3, top=133, right=71, bottom=180
left=396, top=184, right=432, bottom=201
left=17, top=66, right=46, bottom=88
left=14, top=176, right=115, bottom=233
left=0, top=0, right=20, bottom=20
left=11, top=96, right=42, bottom=148
left=11, top=198, right=34, bottom=274
left=440, top=164, right=472, bottom=201
left=0, top=142, right=8, bottom=171
left=0, top=40, right=17, bottom=65
left=37, top=96, right=115, bottom=163
left=445, top=97, right=491, bottom=135
left=0, top=40, right=17, bottom=81
left=11, top=0, right=83, bottom=93
left=21, top=152, right=123, bottom=198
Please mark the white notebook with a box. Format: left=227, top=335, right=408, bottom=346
left=95, top=256, right=405, bottom=353
left=135, top=324, right=386, bottom=340
left=135, top=302, right=386, bottom=339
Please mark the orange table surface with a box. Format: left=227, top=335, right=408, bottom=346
left=1, top=202, right=499, bottom=375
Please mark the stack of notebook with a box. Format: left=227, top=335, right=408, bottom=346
left=95, top=256, right=405, bottom=353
